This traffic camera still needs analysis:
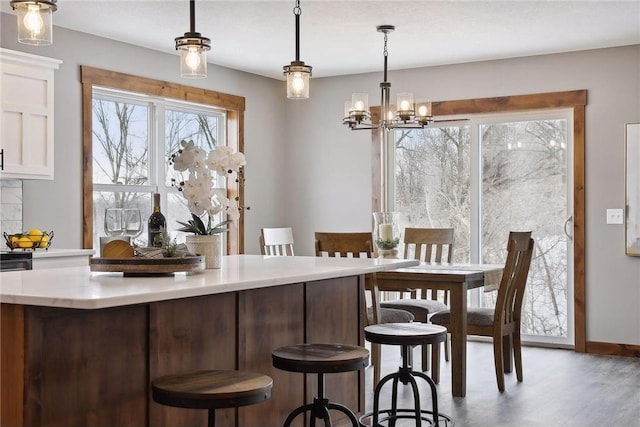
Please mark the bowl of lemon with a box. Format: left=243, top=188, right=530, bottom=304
left=3, top=229, right=54, bottom=251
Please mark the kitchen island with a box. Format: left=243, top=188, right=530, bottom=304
left=0, top=255, right=416, bottom=427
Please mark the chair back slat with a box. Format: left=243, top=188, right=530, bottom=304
left=314, top=232, right=373, bottom=258
left=260, top=227, right=295, bottom=256
left=403, top=228, right=454, bottom=263
left=494, top=231, right=534, bottom=326
left=314, top=232, right=380, bottom=324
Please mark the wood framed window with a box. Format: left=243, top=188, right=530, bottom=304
left=372, top=90, right=587, bottom=352
left=81, top=66, right=246, bottom=254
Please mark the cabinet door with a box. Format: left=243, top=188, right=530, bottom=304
left=0, top=50, right=60, bottom=179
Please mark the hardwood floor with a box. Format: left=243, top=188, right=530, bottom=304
left=359, top=341, right=640, bottom=426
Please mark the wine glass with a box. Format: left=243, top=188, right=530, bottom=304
left=122, top=208, right=143, bottom=238
left=104, top=208, right=124, bottom=236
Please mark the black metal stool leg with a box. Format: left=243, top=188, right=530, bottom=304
left=283, top=403, right=314, bottom=427
left=283, top=371, right=361, bottom=427
left=327, top=402, right=359, bottom=427
left=413, top=371, right=441, bottom=427
left=373, top=371, right=400, bottom=427
left=208, top=408, right=216, bottom=427
left=406, top=374, right=422, bottom=427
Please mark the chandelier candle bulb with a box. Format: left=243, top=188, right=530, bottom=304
left=417, top=102, right=432, bottom=118
left=397, top=93, right=414, bottom=112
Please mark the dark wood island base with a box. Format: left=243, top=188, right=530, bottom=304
left=1, top=276, right=365, bottom=427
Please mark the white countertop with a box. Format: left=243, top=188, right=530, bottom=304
left=32, top=249, right=95, bottom=258
left=0, top=255, right=417, bottom=309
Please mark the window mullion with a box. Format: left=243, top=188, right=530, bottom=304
left=154, top=101, right=166, bottom=212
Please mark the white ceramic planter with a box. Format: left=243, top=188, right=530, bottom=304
left=185, top=234, right=222, bottom=269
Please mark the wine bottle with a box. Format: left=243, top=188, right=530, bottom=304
left=147, top=193, right=166, bottom=247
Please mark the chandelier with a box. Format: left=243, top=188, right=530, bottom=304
left=10, top=0, right=57, bottom=46
left=283, top=0, right=312, bottom=99
left=175, top=0, right=211, bottom=79
left=343, top=25, right=432, bottom=130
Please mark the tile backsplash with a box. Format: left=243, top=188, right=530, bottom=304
left=0, top=179, right=23, bottom=237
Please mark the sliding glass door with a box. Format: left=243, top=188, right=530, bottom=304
left=392, top=109, right=574, bottom=346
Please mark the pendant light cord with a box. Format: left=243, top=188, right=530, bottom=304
left=189, top=0, right=196, bottom=33
left=294, top=0, right=301, bottom=62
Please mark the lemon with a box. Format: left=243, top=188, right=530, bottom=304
left=28, top=229, right=44, bottom=243
left=17, top=237, right=34, bottom=248
left=9, top=235, right=20, bottom=248
left=39, top=235, right=50, bottom=248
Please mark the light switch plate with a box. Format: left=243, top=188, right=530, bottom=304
left=606, top=208, right=624, bottom=225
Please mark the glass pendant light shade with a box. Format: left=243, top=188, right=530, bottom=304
left=351, top=93, right=369, bottom=115
left=11, top=0, right=57, bottom=46
left=416, top=101, right=433, bottom=124
left=342, top=93, right=371, bottom=126
left=175, top=0, right=211, bottom=79
left=284, top=62, right=312, bottom=99
left=396, top=93, right=415, bottom=121
left=176, top=40, right=209, bottom=78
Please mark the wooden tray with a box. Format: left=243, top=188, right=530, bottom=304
left=90, top=256, right=205, bottom=276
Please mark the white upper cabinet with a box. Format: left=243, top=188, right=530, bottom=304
left=0, top=48, right=62, bottom=180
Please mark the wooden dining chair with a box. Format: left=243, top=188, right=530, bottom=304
left=314, top=232, right=414, bottom=386
left=380, top=228, right=454, bottom=371
left=260, top=227, right=295, bottom=256
left=431, top=231, right=534, bottom=392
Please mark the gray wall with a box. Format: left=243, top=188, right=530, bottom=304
left=1, top=12, right=287, bottom=256
left=2, top=13, right=639, bottom=345
left=284, top=45, right=640, bottom=346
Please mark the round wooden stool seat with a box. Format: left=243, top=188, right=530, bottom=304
left=272, top=343, right=369, bottom=374
left=152, top=370, right=273, bottom=410
left=272, top=343, right=369, bottom=427
left=364, top=322, right=447, bottom=346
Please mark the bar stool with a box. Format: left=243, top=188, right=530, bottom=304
left=151, top=369, right=273, bottom=427
left=360, top=323, right=454, bottom=427
left=272, top=343, right=369, bottom=427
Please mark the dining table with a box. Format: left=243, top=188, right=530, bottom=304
left=375, top=263, right=503, bottom=398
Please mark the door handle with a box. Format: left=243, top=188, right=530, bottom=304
left=0, top=149, right=3, bottom=171
left=564, top=216, right=573, bottom=241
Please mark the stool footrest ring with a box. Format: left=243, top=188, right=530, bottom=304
left=359, top=409, right=455, bottom=427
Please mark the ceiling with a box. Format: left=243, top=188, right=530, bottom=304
left=2, top=1, right=639, bottom=80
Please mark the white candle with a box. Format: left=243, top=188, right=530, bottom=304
left=379, top=223, right=393, bottom=241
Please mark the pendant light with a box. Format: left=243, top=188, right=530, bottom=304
left=175, top=0, right=211, bottom=79
left=283, top=0, right=312, bottom=99
left=10, top=0, right=57, bottom=46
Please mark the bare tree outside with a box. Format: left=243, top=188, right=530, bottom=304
left=91, top=93, right=222, bottom=249
left=394, top=117, right=569, bottom=338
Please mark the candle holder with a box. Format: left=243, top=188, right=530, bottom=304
left=372, top=211, right=400, bottom=258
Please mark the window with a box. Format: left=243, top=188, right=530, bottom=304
left=82, top=67, right=246, bottom=254
left=373, top=90, right=587, bottom=349
left=91, top=87, right=226, bottom=250
left=392, top=112, right=572, bottom=343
